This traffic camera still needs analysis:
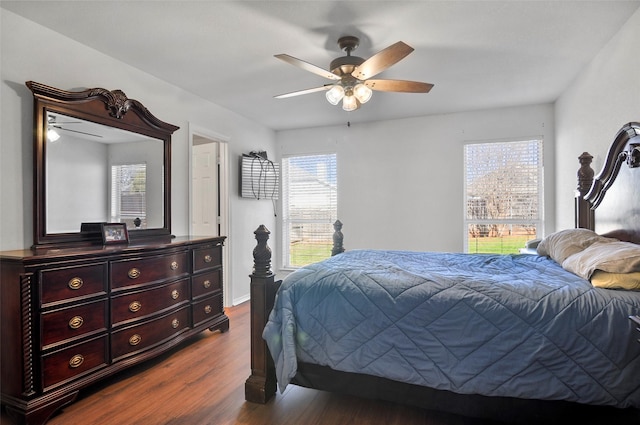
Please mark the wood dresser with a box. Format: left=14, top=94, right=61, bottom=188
left=0, top=236, right=228, bottom=425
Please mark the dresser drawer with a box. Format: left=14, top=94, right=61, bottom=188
left=193, top=293, right=223, bottom=327
left=192, top=243, right=222, bottom=272
left=41, top=299, right=108, bottom=349
left=111, top=252, right=188, bottom=289
left=41, top=335, right=108, bottom=390
left=40, top=263, right=107, bottom=305
left=111, top=306, right=190, bottom=361
left=112, top=278, right=190, bottom=326
left=191, top=269, right=222, bottom=299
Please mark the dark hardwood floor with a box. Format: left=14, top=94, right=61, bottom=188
left=1, top=301, right=504, bottom=425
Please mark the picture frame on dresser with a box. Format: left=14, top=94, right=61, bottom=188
left=101, top=223, right=129, bottom=244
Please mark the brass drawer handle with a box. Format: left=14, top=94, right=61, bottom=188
left=69, top=354, right=84, bottom=368
left=203, top=280, right=211, bottom=289
left=129, top=301, right=142, bottom=312
left=171, top=289, right=179, bottom=300
left=129, top=334, right=141, bottom=346
left=204, top=255, right=212, bottom=263
left=68, top=277, right=83, bottom=290
left=171, top=318, right=180, bottom=329
left=68, top=316, right=84, bottom=329
left=170, top=261, right=179, bottom=270
left=204, top=305, right=212, bottom=314
left=128, top=268, right=141, bottom=279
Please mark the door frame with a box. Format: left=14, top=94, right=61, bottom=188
left=188, top=123, right=231, bottom=307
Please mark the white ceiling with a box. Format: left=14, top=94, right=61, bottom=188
left=3, top=1, right=639, bottom=131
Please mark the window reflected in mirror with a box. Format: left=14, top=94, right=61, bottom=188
left=45, top=111, right=164, bottom=234
left=111, top=163, right=147, bottom=229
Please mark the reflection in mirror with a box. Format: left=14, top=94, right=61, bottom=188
left=46, top=111, right=164, bottom=234
left=28, top=80, right=178, bottom=249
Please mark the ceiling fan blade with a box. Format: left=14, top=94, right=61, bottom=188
left=52, top=125, right=103, bottom=138
left=352, top=41, right=414, bottom=80
left=274, top=85, right=332, bottom=99
left=275, top=54, right=341, bottom=81
left=364, top=79, right=434, bottom=93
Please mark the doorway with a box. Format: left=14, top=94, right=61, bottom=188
left=192, top=137, right=219, bottom=236
left=189, top=124, right=230, bottom=306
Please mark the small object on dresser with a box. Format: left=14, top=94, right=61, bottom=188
left=630, top=315, right=640, bottom=344
left=81, top=222, right=106, bottom=234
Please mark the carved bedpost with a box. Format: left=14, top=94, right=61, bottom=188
left=331, top=220, right=345, bottom=256
left=575, top=152, right=595, bottom=229
left=245, top=225, right=280, bottom=403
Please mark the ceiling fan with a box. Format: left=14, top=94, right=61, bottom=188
left=47, top=113, right=103, bottom=141
left=274, top=35, right=434, bottom=111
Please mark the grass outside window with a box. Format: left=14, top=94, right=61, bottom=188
left=468, top=235, right=534, bottom=254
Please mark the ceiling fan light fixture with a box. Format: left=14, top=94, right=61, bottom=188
left=353, top=83, right=372, bottom=104
left=47, top=128, right=61, bottom=142
left=275, top=36, right=433, bottom=113
left=342, top=93, right=359, bottom=112
left=325, top=85, right=345, bottom=105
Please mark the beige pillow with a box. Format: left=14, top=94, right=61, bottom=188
left=536, top=228, right=614, bottom=264
left=590, top=270, right=640, bottom=290
left=562, top=240, right=640, bottom=280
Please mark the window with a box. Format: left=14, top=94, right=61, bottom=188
left=464, top=139, right=543, bottom=254
left=111, top=163, right=147, bottom=229
left=282, top=153, right=337, bottom=268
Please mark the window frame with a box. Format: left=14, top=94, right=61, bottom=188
left=281, top=153, right=338, bottom=269
left=463, top=138, right=544, bottom=254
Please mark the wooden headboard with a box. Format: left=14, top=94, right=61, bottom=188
left=575, top=122, right=640, bottom=243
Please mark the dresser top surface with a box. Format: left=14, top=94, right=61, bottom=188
left=0, top=235, right=226, bottom=262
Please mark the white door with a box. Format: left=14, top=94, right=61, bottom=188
left=192, top=139, right=219, bottom=236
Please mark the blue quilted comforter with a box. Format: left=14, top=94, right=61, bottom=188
left=263, top=250, right=640, bottom=408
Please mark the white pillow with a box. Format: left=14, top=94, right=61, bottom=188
left=562, top=240, right=640, bottom=280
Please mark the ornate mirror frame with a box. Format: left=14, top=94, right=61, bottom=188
left=27, top=81, right=179, bottom=249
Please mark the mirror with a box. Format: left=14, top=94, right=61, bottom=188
left=27, top=81, right=179, bottom=249
left=45, top=112, right=164, bottom=233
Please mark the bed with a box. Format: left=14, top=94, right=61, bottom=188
left=245, top=122, right=640, bottom=424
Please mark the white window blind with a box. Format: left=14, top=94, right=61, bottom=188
left=111, top=163, right=147, bottom=228
left=464, top=139, right=543, bottom=254
left=282, top=153, right=337, bottom=268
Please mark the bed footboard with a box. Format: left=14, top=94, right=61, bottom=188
left=245, top=221, right=345, bottom=403
left=245, top=225, right=280, bottom=403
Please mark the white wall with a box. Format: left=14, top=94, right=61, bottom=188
left=276, top=104, right=555, bottom=257
left=0, top=10, right=277, bottom=305
left=47, top=136, right=108, bottom=232
left=555, top=8, right=640, bottom=231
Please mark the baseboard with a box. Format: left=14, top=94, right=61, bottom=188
left=232, top=293, right=250, bottom=306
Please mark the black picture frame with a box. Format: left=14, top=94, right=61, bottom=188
left=101, top=223, right=129, bottom=245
